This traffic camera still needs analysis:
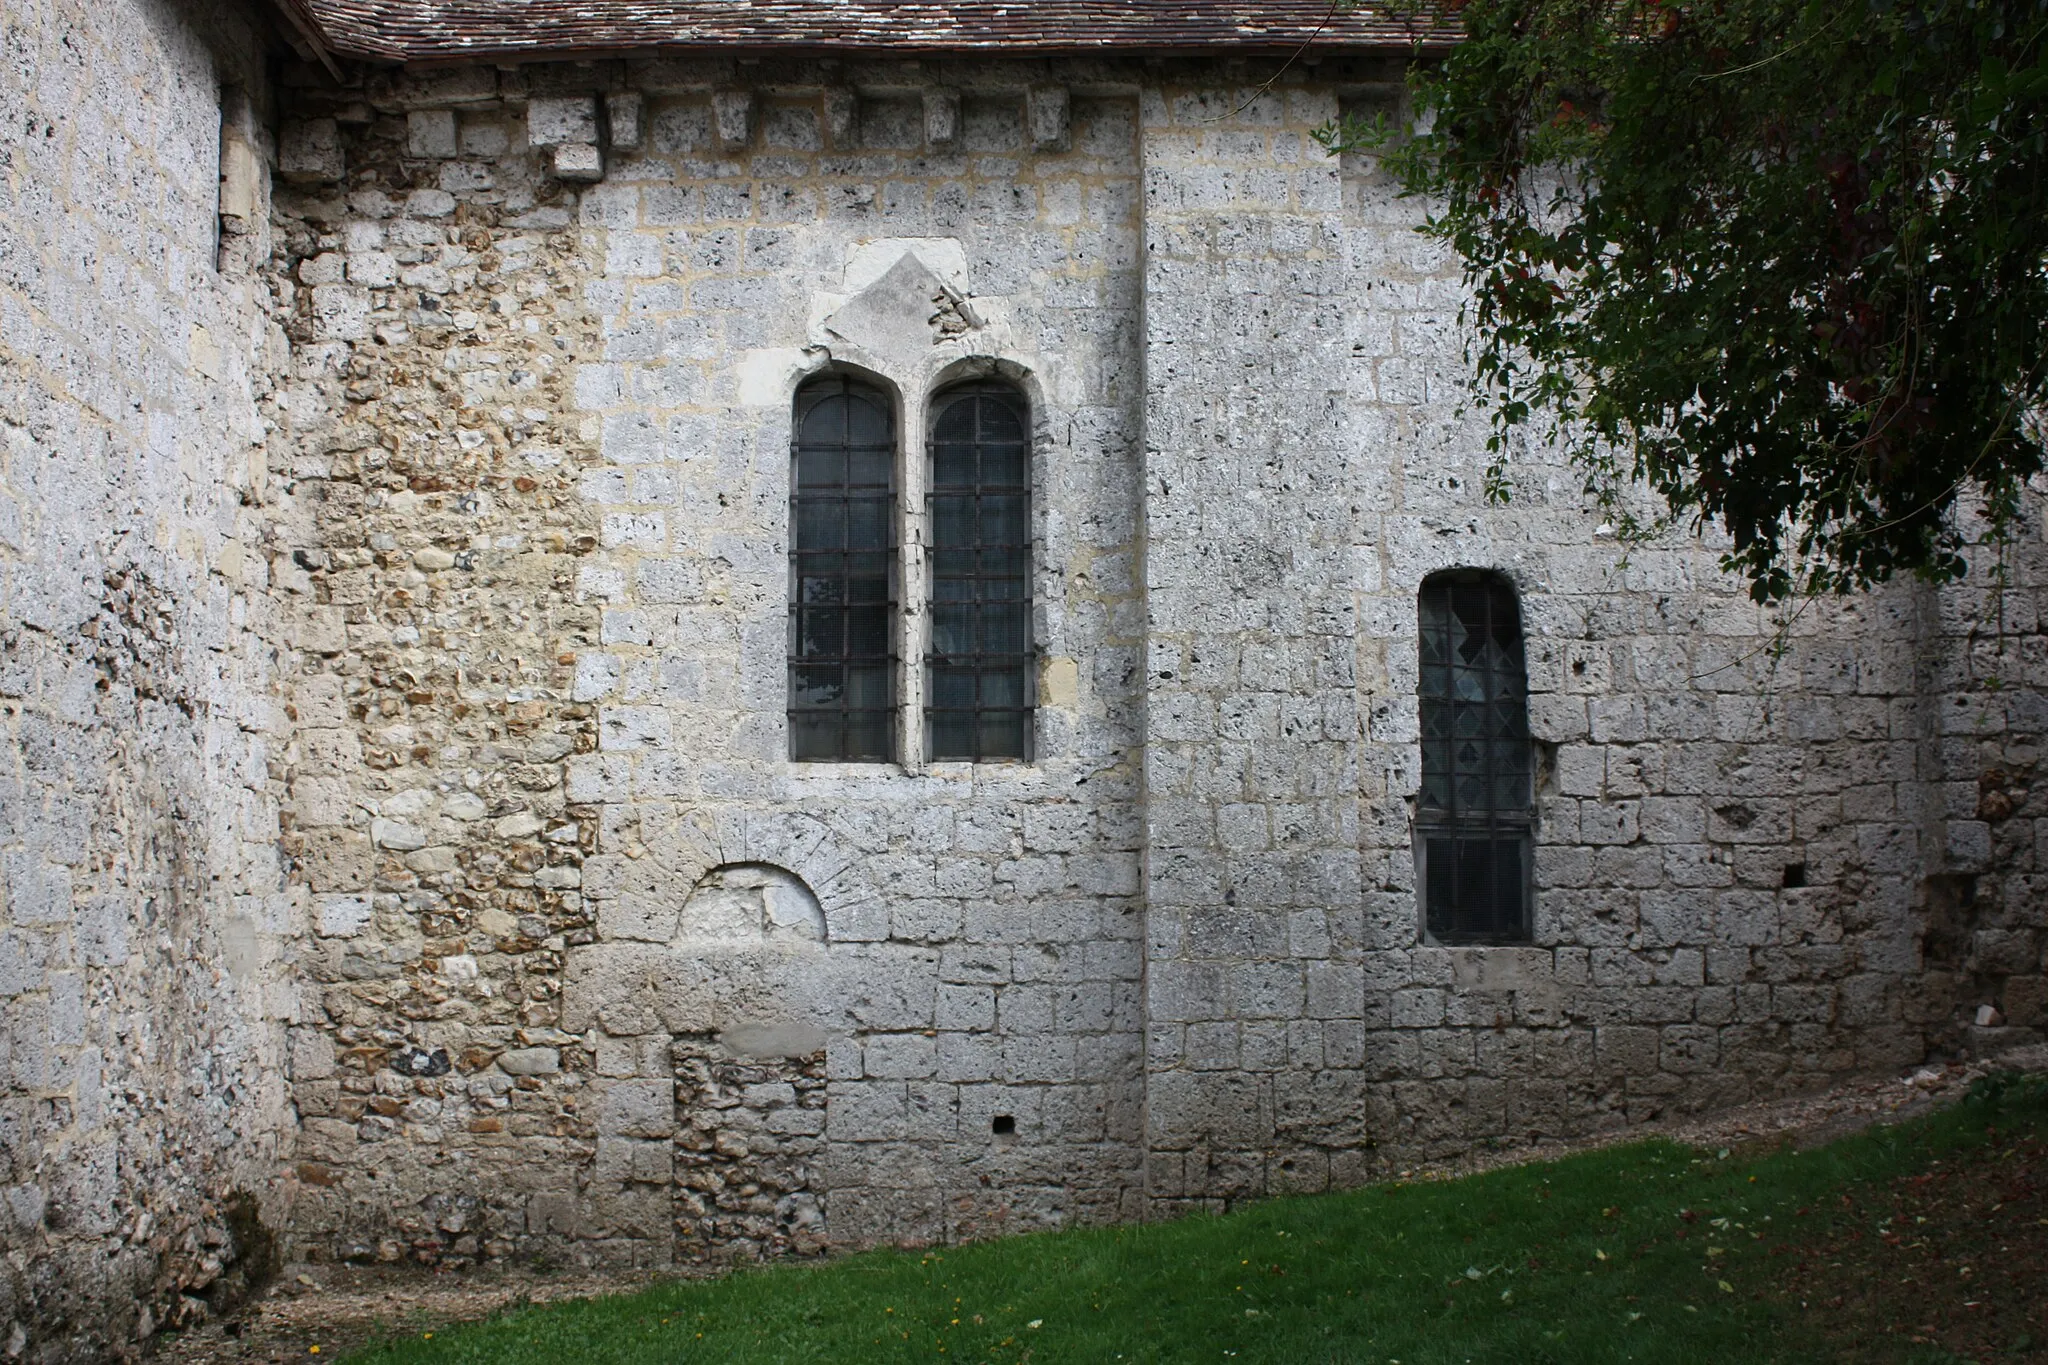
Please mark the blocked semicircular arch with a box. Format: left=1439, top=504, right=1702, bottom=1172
left=639, top=808, right=883, bottom=943
left=677, top=862, right=827, bottom=944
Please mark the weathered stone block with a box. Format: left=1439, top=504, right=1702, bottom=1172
left=406, top=109, right=458, bottom=159
left=1029, top=86, right=1071, bottom=151
left=528, top=95, right=600, bottom=147
left=297, top=833, right=372, bottom=893
left=600, top=1080, right=673, bottom=1138
left=607, top=91, right=645, bottom=150
left=553, top=143, right=605, bottom=182
left=824, top=88, right=860, bottom=147
left=290, top=1028, right=337, bottom=1080
left=279, top=118, right=343, bottom=183
left=527, top=1192, right=585, bottom=1238
left=828, top=1082, right=908, bottom=1142
left=300, top=1118, right=359, bottom=1163
left=712, top=90, right=753, bottom=149
left=498, top=1048, right=561, bottom=1076
left=923, top=89, right=960, bottom=147
left=595, top=1137, right=671, bottom=1184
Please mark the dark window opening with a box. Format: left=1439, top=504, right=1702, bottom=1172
left=789, top=374, right=896, bottom=761
left=1782, top=862, right=1808, bottom=889
left=991, top=1114, right=1016, bottom=1135
left=1418, top=572, right=1533, bottom=944
left=926, top=383, right=1034, bottom=762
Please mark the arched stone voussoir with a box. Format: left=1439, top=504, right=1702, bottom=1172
left=735, top=808, right=834, bottom=880
left=643, top=807, right=722, bottom=883
left=641, top=807, right=878, bottom=937
left=630, top=807, right=879, bottom=940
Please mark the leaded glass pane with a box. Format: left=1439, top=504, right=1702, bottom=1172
left=925, top=384, right=1034, bottom=762
left=789, top=375, right=896, bottom=762
left=1417, top=573, right=1533, bottom=943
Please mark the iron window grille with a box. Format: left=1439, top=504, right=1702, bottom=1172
left=926, top=383, right=1034, bottom=762
left=788, top=374, right=897, bottom=762
left=1416, top=571, right=1534, bottom=943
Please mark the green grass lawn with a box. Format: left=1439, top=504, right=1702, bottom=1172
left=347, top=1074, right=2048, bottom=1365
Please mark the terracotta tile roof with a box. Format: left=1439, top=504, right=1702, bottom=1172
left=303, top=1, right=1453, bottom=64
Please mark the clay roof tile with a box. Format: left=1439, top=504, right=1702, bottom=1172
left=303, top=1, right=1453, bottom=63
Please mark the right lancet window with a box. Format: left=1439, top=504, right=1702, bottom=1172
left=926, top=383, right=1034, bottom=762
left=1417, top=572, right=1534, bottom=943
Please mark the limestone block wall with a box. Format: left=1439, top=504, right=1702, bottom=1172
left=1920, top=517, right=2048, bottom=1047
left=270, top=55, right=1148, bottom=1270
left=1332, top=124, right=1945, bottom=1162
left=259, top=51, right=2048, bottom=1267
left=0, top=0, right=297, bottom=1357
left=1135, top=69, right=2047, bottom=1212
left=1137, top=77, right=1370, bottom=1209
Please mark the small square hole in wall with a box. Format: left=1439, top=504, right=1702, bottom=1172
left=991, top=1115, right=1016, bottom=1136
left=1782, top=863, right=1807, bottom=889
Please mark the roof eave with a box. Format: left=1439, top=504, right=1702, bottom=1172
left=328, top=36, right=1453, bottom=70
left=267, top=0, right=349, bottom=78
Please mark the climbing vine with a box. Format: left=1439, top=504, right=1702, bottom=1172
left=1325, top=0, right=2048, bottom=602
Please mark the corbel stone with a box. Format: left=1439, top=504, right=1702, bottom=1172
left=607, top=91, right=645, bottom=152
left=923, top=88, right=961, bottom=149
left=528, top=94, right=600, bottom=149
left=552, top=142, right=606, bottom=182
left=1028, top=85, right=1071, bottom=153
left=823, top=88, right=860, bottom=149
left=712, top=90, right=754, bottom=150
left=219, top=127, right=260, bottom=220
left=529, top=94, right=604, bottom=181
left=217, top=87, right=261, bottom=222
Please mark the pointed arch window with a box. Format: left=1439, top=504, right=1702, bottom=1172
left=1417, top=571, right=1534, bottom=943
left=926, top=383, right=1034, bottom=762
left=789, top=375, right=897, bottom=762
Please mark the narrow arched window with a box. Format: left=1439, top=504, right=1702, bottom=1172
left=1417, top=572, right=1533, bottom=943
left=926, top=383, right=1033, bottom=762
left=789, top=375, right=896, bottom=762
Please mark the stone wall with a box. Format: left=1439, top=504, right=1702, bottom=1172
left=1326, top=99, right=2039, bottom=1176
left=0, top=0, right=298, bottom=1357
left=268, top=54, right=1150, bottom=1270
left=1136, top=72, right=2026, bottom=1209
left=1137, top=75, right=1371, bottom=1208
left=1919, top=514, right=2048, bottom=1051
left=259, top=50, right=2048, bottom=1268
left=3, top=14, right=2042, bottom=1316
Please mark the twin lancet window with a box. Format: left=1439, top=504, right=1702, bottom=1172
left=1417, top=571, right=1534, bottom=944
left=787, top=375, right=1034, bottom=764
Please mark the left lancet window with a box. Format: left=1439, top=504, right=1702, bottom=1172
left=788, top=375, right=897, bottom=762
